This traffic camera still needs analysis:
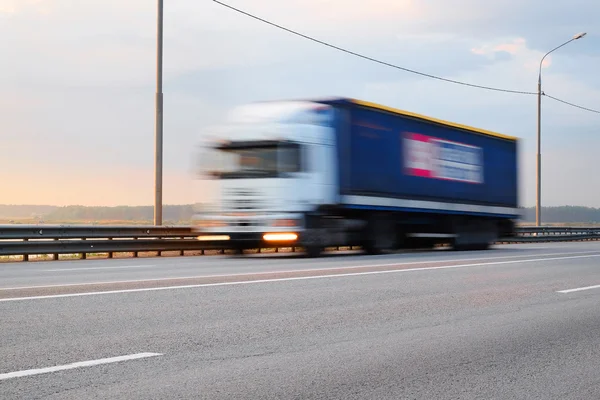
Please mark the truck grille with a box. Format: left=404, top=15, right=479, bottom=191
left=223, top=188, right=267, bottom=211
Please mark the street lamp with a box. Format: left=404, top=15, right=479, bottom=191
left=155, top=0, right=164, bottom=226
left=536, top=32, right=586, bottom=227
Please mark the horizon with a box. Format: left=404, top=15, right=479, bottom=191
left=1, top=203, right=598, bottom=209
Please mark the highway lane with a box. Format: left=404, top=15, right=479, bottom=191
left=1, top=242, right=600, bottom=399
left=0, top=242, right=589, bottom=290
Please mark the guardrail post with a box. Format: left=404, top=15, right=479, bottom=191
left=179, top=238, right=184, bottom=256
left=81, top=238, right=87, bottom=260
left=23, top=239, right=29, bottom=262
left=53, top=238, right=59, bottom=260
left=108, top=238, right=113, bottom=259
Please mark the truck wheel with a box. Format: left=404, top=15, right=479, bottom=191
left=472, top=242, right=490, bottom=251
left=305, top=244, right=323, bottom=258
left=452, top=219, right=497, bottom=251
left=302, top=214, right=325, bottom=258
left=363, top=216, right=396, bottom=255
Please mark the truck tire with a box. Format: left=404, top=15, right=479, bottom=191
left=302, top=214, right=325, bottom=258
left=363, top=215, right=396, bottom=255
left=305, top=243, right=323, bottom=258
left=452, top=219, right=497, bottom=251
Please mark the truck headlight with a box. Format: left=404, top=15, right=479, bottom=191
left=198, top=235, right=230, bottom=241
left=263, top=233, right=298, bottom=242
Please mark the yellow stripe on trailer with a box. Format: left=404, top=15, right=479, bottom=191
left=351, top=98, right=518, bottom=142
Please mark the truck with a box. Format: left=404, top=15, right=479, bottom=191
left=192, top=97, right=520, bottom=257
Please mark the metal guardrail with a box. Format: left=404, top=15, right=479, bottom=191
left=0, top=225, right=204, bottom=261
left=0, top=225, right=598, bottom=261
left=501, top=227, right=600, bottom=243
left=516, top=226, right=600, bottom=234
left=0, top=225, right=193, bottom=240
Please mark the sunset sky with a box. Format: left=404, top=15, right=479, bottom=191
left=0, top=0, right=598, bottom=207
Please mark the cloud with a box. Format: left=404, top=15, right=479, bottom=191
left=471, top=38, right=526, bottom=56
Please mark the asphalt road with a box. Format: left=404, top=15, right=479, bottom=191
left=1, top=242, right=600, bottom=399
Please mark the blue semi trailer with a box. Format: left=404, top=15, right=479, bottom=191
left=193, top=97, right=520, bottom=256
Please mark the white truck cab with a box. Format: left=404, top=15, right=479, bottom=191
left=192, top=101, right=340, bottom=253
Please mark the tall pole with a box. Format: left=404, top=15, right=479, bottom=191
left=536, top=76, right=542, bottom=226
left=535, top=32, right=586, bottom=227
left=155, top=0, right=164, bottom=226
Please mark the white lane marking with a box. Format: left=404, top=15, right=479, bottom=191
left=2, top=253, right=600, bottom=303
left=0, top=352, right=162, bottom=381
left=1, top=250, right=597, bottom=291
left=45, top=264, right=157, bottom=272
left=557, top=284, right=600, bottom=294
left=510, top=247, right=552, bottom=250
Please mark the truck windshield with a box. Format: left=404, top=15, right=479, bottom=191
left=201, top=141, right=302, bottom=179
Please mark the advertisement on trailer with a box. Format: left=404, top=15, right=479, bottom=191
left=403, top=132, right=484, bottom=184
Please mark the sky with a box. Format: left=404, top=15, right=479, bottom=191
left=0, top=0, right=598, bottom=207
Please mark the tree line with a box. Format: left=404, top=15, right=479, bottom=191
left=2, top=205, right=600, bottom=224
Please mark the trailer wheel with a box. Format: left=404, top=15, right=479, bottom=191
left=452, top=219, right=497, bottom=251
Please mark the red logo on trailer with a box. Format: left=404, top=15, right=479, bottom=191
left=403, top=132, right=437, bottom=178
